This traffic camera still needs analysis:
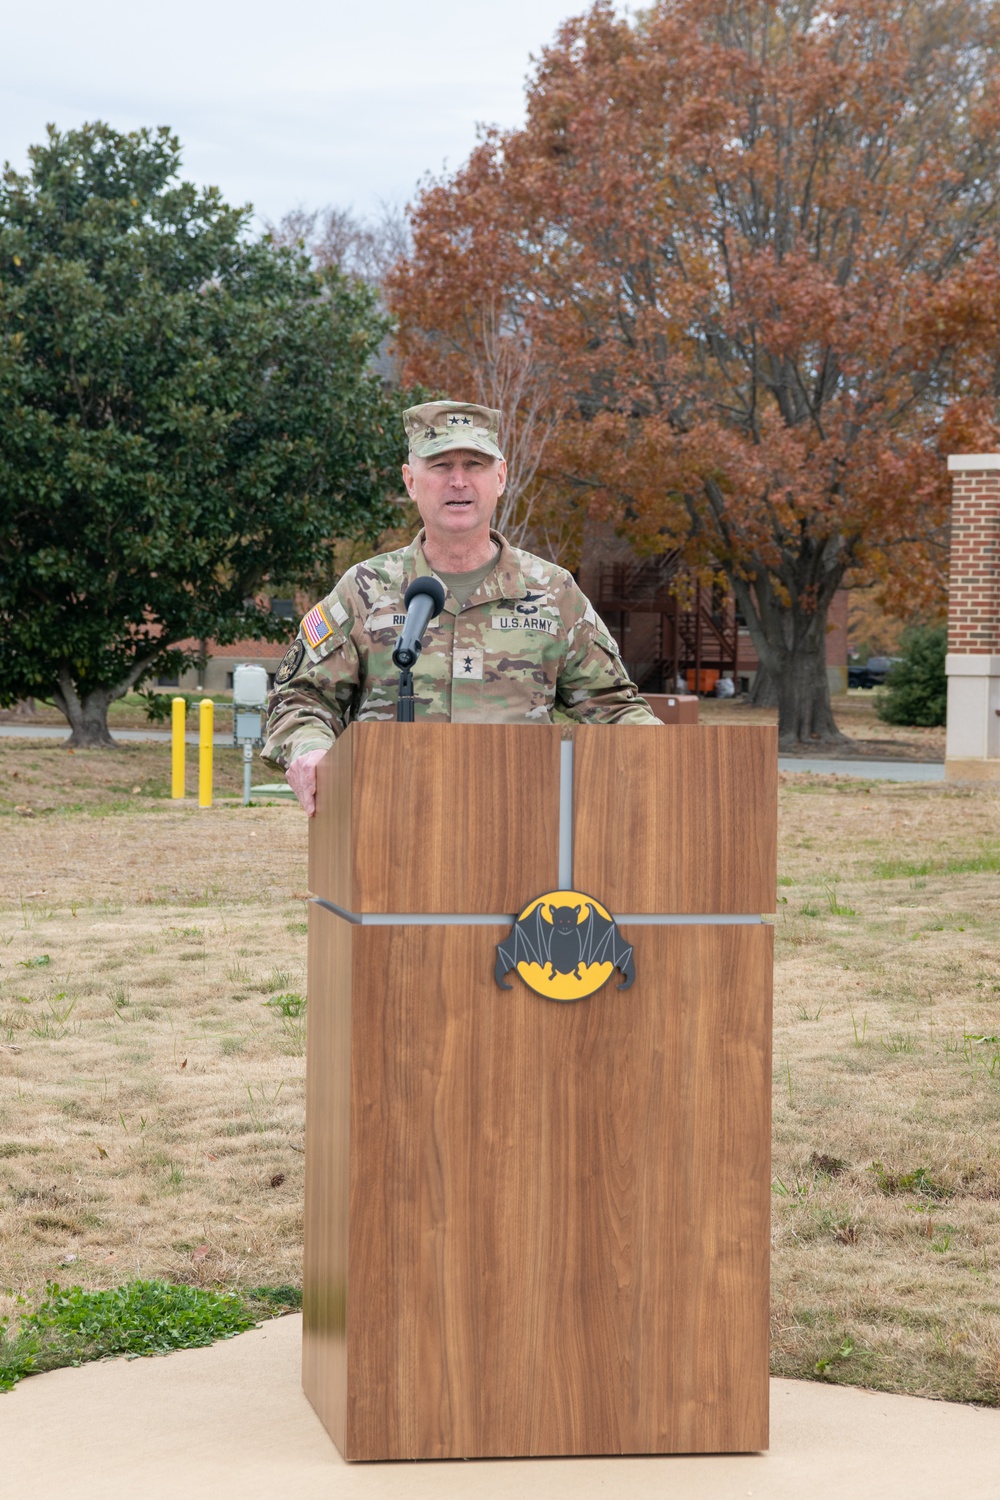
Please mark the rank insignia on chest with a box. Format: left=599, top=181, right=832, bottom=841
left=454, top=647, right=483, bottom=680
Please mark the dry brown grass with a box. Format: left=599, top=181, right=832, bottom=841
left=1, top=741, right=308, bottom=1329
left=1, top=739, right=998, bottom=1404
left=0, top=739, right=253, bottom=816
left=771, top=772, right=1000, bottom=1403
left=699, top=691, right=946, bottom=760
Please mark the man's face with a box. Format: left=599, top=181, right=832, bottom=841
left=402, top=449, right=507, bottom=543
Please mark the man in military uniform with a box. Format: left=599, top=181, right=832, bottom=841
left=262, top=399, right=660, bottom=813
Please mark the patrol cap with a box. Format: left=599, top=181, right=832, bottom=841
left=403, top=400, right=504, bottom=462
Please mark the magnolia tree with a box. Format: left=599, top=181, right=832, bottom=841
left=0, top=124, right=405, bottom=746
left=388, top=0, right=1000, bottom=745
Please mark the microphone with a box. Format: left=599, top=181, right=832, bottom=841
left=392, top=577, right=446, bottom=669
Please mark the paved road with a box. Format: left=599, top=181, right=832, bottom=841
left=0, top=725, right=233, bottom=745
left=1, top=1313, right=997, bottom=1500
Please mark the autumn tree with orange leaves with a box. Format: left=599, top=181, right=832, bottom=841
left=388, top=0, right=1000, bottom=746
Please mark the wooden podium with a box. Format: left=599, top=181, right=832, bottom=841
left=304, top=722, right=776, bottom=1461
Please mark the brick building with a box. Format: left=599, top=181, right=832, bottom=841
left=162, top=601, right=297, bottom=694
left=945, top=455, right=1000, bottom=779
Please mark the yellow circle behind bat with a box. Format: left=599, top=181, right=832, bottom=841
left=513, top=890, right=616, bottom=1002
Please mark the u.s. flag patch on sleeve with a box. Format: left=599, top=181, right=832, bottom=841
left=302, top=604, right=333, bottom=649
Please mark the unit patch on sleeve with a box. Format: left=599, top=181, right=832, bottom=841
left=274, top=639, right=305, bottom=685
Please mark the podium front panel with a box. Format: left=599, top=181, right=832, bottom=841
left=304, top=904, right=771, bottom=1460
left=309, top=723, right=562, bottom=914
left=573, top=725, right=778, bottom=913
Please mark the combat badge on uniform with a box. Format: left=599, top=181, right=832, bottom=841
left=494, top=890, right=635, bottom=1001
left=275, top=640, right=304, bottom=685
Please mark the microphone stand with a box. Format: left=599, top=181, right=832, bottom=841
left=392, top=577, right=446, bottom=722
left=396, top=666, right=415, bottom=723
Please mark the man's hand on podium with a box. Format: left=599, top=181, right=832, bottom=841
left=286, top=748, right=328, bottom=816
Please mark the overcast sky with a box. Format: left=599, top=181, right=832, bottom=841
left=2, top=0, right=597, bottom=229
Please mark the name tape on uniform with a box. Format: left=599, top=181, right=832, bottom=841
left=491, top=615, right=558, bottom=636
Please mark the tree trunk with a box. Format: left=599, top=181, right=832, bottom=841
left=729, top=575, right=845, bottom=751
left=48, top=655, right=164, bottom=746
left=771, top=637, right=840, bottom=748
left=50, top=664, right=147, bottom=747
left=53, top=686, right=118, bottom=747
left=749, top=664, right=777, bottom=708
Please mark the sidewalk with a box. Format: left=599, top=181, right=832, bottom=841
left=778, top=756, right=944, bottom=781
left=1, top=1314, right=997, bottom=1500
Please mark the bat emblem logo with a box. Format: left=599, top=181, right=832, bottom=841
left=494, top=889, right=635, bottom=1001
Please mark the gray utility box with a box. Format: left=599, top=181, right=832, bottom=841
left=232, top=663, right=270, bottom=804
left=232, top=663, right=269, bottom=747
left=235, top=708, right=265, bottom=743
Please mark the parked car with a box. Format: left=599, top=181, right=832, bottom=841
left=848, top=655, right=902, bottom=689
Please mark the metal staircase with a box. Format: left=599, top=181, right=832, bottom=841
left=594, top=557, right=741, bottom=694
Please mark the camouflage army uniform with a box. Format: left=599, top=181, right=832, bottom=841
left=261, top=529, right=659, bottom=770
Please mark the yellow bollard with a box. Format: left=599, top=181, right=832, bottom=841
left=171, top=697, right=186, bottom=800
left=198, top=699, right=214, bottom=808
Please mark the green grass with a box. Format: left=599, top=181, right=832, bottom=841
left=245, top=1285, right=302, bottom=1312
left=874, top=848, right=1000, bottom=879
left=263, top=992, right=306, bottom=1019
left=0, top=1279, right=295, bottom=1393
left=870, top=1162, right=948, bottom=1199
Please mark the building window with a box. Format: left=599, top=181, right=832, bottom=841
left=157, top=673, right=180, bottom=687
left=270, top=598, right=295, bottom=620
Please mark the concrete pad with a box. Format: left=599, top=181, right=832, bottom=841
left=2, top=1315, right=998, bottom=1500
left=945, top=757, right=1000, bottom=782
